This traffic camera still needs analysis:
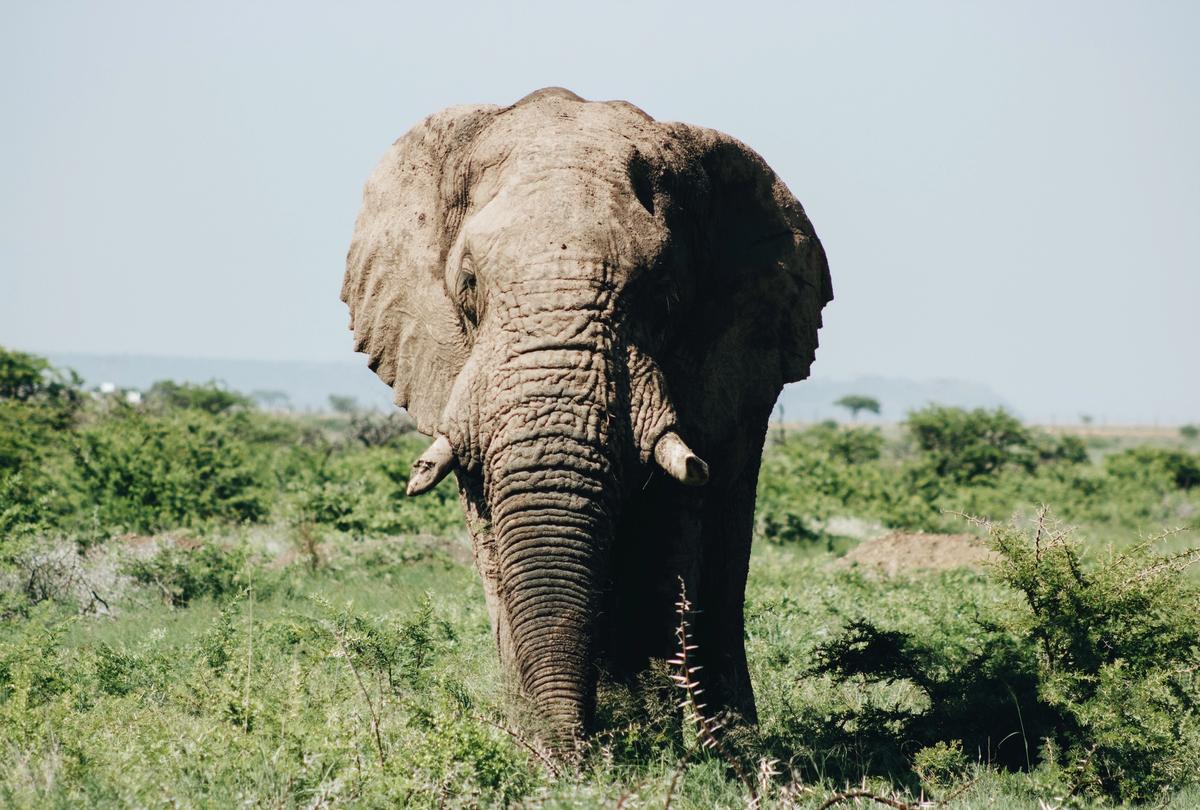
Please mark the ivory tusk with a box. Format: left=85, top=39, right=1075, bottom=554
left=406, top=434, right=457, bottom=496
left=653, top=431, right=710, bottom=486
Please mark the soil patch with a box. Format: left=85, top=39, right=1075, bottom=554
left=837, top=531, right=995, bottom=577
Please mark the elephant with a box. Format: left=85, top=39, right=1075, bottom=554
left=341, top=87, right=832, bottom=748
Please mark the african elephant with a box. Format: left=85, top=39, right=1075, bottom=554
left=342, top=87, right=831, bottom=747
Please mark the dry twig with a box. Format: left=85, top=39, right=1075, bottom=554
left=670, top=578, right=758, bottom=804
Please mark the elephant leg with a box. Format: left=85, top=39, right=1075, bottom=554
left=604, top=480, right=705, bottom=680
left=692, top=468, right=760, bottom=725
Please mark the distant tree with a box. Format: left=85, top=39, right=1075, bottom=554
left=834, top=394, right=881, bottom=420
left=1181, top=424, right=1199, bottom=440
left=144, top=380, right=252, bottom=415
left=1080, top=413, right=1094, bottom=426
left=328, top=395, right=359, bottom=415
left=252, top=389, right=291, bottom=410
left=0, top=347, right=81, bottom=406
left=906, top=406, right=1034, bottom=483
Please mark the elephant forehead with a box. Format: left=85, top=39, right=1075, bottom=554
left=471, top=99, right=663, bottom=180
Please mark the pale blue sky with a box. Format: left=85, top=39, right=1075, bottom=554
left=1, top=1, right=1196, bottom=422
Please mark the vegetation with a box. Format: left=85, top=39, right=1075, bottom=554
left=833, top=394, right=881, bottom=420
left=2, top=348, right=1199, bottom=807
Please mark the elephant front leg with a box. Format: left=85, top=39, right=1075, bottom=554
left=691, top=477, right=753, bottom=724
left=691, top=450, right=764, bottom=726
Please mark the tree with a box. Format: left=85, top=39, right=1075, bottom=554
left=905, top=406, right=1034, bottom=483
left=834, top=394, right=881, bottom=420
left=328, top=394, right=360, bottom=415
left=251, top=389, right=291, bottom=410
left=0, top=347, right=82, bottom=406
left=144, top=380, right=252, bottom=415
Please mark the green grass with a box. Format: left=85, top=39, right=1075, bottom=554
left=2, top=351, right=1200, bottom=806
left=2, top=521, right=1197, bottom=808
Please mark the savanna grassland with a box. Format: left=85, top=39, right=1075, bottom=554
left=2, top=347, right=1199, bottom=808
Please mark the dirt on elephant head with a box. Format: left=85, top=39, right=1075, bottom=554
left=837, top=531, right=996, bottom=577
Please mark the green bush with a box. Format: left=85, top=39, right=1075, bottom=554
left=0, top=351, right=83, bottom=538
left=812, top=515, right=1200, bottom=803
left=143, top=380, right=253, bottom=415
left=73, top=410, right=267, bottom=533
left=989, top=517, right=1200, bottom=801
left=905, top=406, right=1036, bottom=483
left=0, top=347, right=82, bottom=409
left=284, top=439, right=463, bottom=538
left=121, top=540, right=250, bottom=607
left=1105, top=446, right=1200, bottom=491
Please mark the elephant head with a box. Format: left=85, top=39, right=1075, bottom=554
left=342, top=87, right=831, bottom=744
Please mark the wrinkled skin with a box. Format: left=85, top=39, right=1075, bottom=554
left=342, top=88, right=832, bottom=747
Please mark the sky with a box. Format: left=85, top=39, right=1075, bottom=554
left=1, top=1, right=1197, bottom=423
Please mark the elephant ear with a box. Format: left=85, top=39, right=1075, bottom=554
left=342, top=104, right=499, bottom=434
left=664, top=125, right=833, bottom=423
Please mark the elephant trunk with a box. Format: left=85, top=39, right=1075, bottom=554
left=487, top=429, right=613, bottom=742
left=480, top=309, right=619, bottom=744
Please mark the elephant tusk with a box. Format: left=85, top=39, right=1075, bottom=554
left=406, top=434, right=457, bottom=496
left=653, top=431, right=709, bottom=486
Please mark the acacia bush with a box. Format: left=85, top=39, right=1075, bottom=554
left=1105, top=446, right=1200, bottom=491
left=73, top=410, right=267, bottom=533
left=142, top=380, right=253, bottom=415
left=810, top=515, right=1200, bottom=803
left=756, top=407, right=1185, bottom=546
left=283, top=439, right=463, bottom=538
left=906, top=406, right=1039, bottom=483
left=121, top=540, right=251, bottom=607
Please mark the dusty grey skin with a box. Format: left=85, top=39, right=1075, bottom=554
left=342, top=87, right=832, bottom=747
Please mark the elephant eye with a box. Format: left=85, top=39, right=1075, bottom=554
left=454, top=254, right=480, bottom=326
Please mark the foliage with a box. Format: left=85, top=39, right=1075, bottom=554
left=1, top=349, right=1199, bottom=806
left=810, top=514, right=1200, bottom=803
left=906, top=405, right=1038, bottom=483
left=1105, top=446, right=1200, bottom=491
left=988, top=515, right=1200, bottom=801
left=121, top=540, right=250, bottom=607
left=0, top=347, right=82, bottom=408
left=143, top=380, right=253, bottom=415
left=73, top=410, right=267, bottom=533
left=283, top=439, right=462, bottom=538
left=1181, top=424, right=1199, bottom=440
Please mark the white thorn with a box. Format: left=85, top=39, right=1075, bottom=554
left=406, top=434, right=456, bottom=496
left=653, top=431, right=709, bottom=486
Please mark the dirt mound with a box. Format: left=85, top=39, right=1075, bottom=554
left=837, top=531, right=995, bottom=577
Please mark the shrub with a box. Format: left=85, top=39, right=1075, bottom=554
left=73, top=410, right=267, bottom=533
left=346, top=411, right=416, bottom=448
left=1105, top=446, right=1200, bottom=491
left=811, top=513, right=1200, bottom=803
left=988, top=516, right=1200, bottom=801
left=0, top=347, right=82, bottom=408
left=912, top=740, right=969, bottom=795
left=1181, top=424, right=1199, bottom=440
left=284, top=440, right=463, bottom=537
left=905, top=406, right=1036, bottom=483
left=121, top=540, right=249, bottom=607
left=143, top=380, right=253, bottom=415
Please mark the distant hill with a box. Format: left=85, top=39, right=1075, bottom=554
left=48, top=353, right=1014, bottom=422
left=777, top=375, right=1014, bottom=423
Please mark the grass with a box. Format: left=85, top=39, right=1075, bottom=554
left=2, top=350, right=1199, bottom=807
left=3, top=517, right=1197, bottom=808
